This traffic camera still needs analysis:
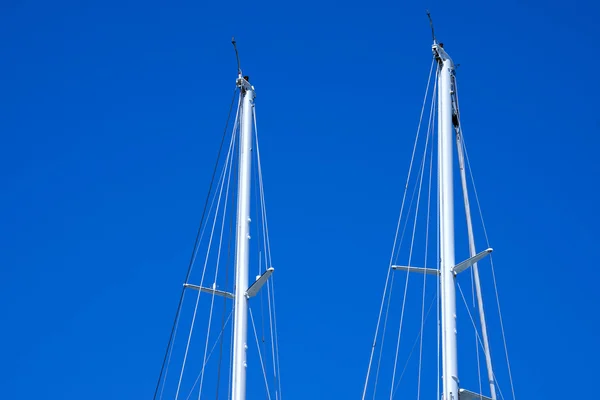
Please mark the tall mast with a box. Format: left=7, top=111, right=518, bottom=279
left=231, top=73, right=255, bottom=400
left=434, top=42, right=459, bottom=400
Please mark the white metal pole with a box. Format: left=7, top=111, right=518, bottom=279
left=456, top=129, right=497, bottom=400
left=231, top=75, right=255, bottom=400
left=435, top=43, right=459, bottom=400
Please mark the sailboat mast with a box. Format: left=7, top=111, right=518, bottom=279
left=435, top=42, right=459, bottom=400
left=231, top=74, right=255, bottom=400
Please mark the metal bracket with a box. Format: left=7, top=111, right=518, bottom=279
left=184, top=283, right=234, bottom=299
left=452, top=248, right=493, bottom=275
left=459, top=388, right=492, bottom=400
left=391, top=265, right=439, bottom=275
left=245, top=267, right=274, bottom=299
left=236, top=75, right=254, bottom=91
left=183, top=267, right=274, bottom=300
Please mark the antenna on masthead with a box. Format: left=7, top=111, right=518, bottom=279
left=232, top=37, right=242, bottom=76
left=426, top=10, right=437, bottom=43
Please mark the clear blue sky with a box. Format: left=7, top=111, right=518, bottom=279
left=2, top=0, right=599, bottom=398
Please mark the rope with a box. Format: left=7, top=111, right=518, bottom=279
left=153, top=87, right=238, bottom=400
left=362, top=58, right=436, bottom=400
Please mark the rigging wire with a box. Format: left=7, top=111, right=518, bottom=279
left=370, top=265, right=395, bottom=400
left=250, top=307, right=273, bottom=400
left=228, top=303, right=234, bottom=400
left=175, top=118, right=239, bottom=400
left=391, top=295, right=437, bottom=397
left=389, top=93, right=434, bottom=399
left=391, top=64, right=439, bottom=265
left=362, top=58, right=436, bottom=400
left=457, top=77, right=516, bottom=399
left=462, top=135, right=516, bottom=399
left=254, top=106, right=283, bottom=399
left=451, top=75, right=486, bottom=400
left=161, top=98, right=240, bottom=400
left=182, top=311, right=234, bottom=400
left=270, top=277, right=283, bottom=400
left=370, top=89, right=438, bottom=397
left=456, top=283, right=507, bottom=400
left=416, top=105, right=435, bottom=400
left=254, top=135, right=272, bottom=400
left=436, top=175, right=441, bottom=399
left=153, top=87, right=239, bottom=400
left=436, top=106, right=441, bottom=400
left=215, top=178, right=236, bottom=400
left=250, top=108, right=270, bottom=398
left=197, top=130, right=237, bottom=399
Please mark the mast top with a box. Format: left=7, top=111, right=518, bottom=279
left=432, top=42, right=453, bottom=65
left=232, top=37, right=255, bottom=91
left=427, top=11, right=453, bottom=66
left=236, top=75, right=254, bottom=92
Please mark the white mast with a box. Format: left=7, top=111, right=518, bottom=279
left=387, top=29, right=495, bottom=400
left=434, top=42, right=459, bottom=400
left=434, top=40, right=497, bottom=400
left=231, top=73, right=255, bottom=400
left=161, top=40, right=275, bottom=400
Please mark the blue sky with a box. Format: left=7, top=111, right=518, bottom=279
left=1, top=0, right=599, bottom=398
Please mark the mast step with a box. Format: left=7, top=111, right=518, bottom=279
left=459, top=388, right=492, bottom=400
